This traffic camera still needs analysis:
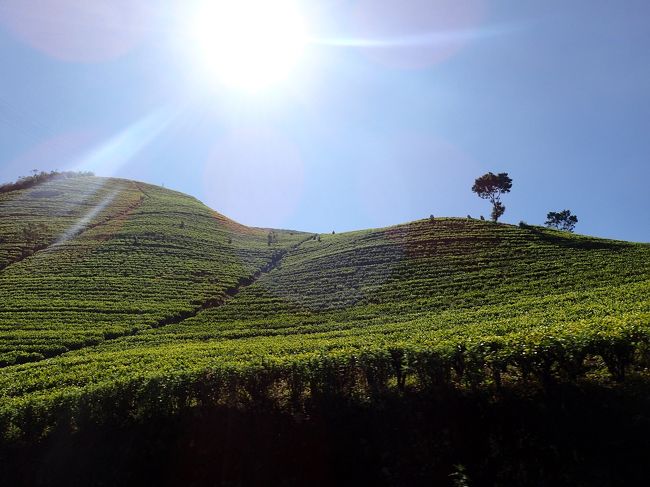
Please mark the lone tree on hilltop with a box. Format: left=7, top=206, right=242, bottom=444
left=545, top=209, right=578, bottom=232
left=471, top=172, right=512, bottom=222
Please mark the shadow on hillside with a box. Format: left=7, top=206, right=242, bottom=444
left=2, top=379, right=650, bottom=487
left=522, top=225, right=627, bottom=251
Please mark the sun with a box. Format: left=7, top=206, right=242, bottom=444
left=190, top=0, right=308, bottom=92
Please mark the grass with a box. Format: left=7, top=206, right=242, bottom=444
left=0, top=176, right=648, bottom=444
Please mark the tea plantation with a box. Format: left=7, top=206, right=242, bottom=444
left=0, top=175, right=649, bottom=484
left=0, top=175, right=306, bottom=367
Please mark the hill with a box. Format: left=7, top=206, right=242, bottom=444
left=0, top=175, right=649, bottom=484
left=0, top=175, right=306, bottom=365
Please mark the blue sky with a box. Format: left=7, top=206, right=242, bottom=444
left=0, top=0, right=648, bottom=241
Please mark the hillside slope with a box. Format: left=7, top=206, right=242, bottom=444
left=0, top=175, right=307, bottom=365
left=0, top=176, right=649, bottom=443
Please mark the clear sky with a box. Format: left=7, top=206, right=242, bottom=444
left=0, top=0, right=648, bottom=241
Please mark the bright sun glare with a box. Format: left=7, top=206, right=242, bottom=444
left=191, top=0, right=308, bottom=92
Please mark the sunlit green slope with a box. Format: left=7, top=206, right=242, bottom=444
left=0, top=176, right=648, bottom=441
left=0, top=175, right=306, bottom=365
left=160, top=219, right=648, bottom=339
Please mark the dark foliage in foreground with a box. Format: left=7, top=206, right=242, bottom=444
left=2, top=378, right=650, bottom=487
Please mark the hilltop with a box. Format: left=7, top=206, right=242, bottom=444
left=0, top=175, right=649, bottom=485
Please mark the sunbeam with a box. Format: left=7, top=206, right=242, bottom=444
left=49, top=189, right=119, bottom=247
left=40, top=107, right=179, bottom=249
left=70, top=107, right=179, bottom=177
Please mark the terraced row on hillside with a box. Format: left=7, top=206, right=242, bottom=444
left=0, top=177, right=648, bottom=442
left=0, top=176, right=306, bottom=365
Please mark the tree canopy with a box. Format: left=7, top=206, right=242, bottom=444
left=471, top=172, right=512, bottom=222
left=546, top=210, right=578, bottom=232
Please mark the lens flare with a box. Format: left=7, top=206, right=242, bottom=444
left=350, top=0, right=486, bottom=69
left=203, top=127, right=304, bottom=226
left=0, top=0, right=148, bottom=62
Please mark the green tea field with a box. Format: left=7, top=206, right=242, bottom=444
left=1, top=174, right=649, bottom=485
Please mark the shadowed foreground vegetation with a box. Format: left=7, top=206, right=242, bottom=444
left=3, top=379, right=650, bottom=486
left=0, top=176, right=648, bottom=484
